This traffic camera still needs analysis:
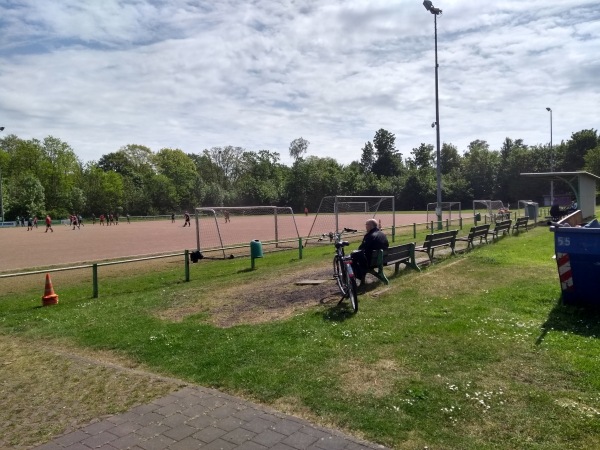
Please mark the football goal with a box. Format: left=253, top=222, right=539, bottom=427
left=305, top=196, right=395, bottom=245
left=193, top=206, right=300, bottom=259
left=426, top=202, right=462, bottom=228
left=473, top=200, right=508, bottom=223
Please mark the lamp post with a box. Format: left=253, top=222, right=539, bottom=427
left=423, top=1, right=443, bottom=230
left=0, top=126, right=4, bottom=224
left=546, top=107, right=554, bottom=205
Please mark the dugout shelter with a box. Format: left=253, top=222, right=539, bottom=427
left=520, top=171, right=600, bottom=219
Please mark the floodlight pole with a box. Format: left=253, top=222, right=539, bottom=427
left=0, top=126, right=4, bottom=224
left=546, top=107, right=554, bottom=205
left=423, top=1, right=443, bottom=230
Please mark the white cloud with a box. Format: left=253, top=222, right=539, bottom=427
left=0, top=0, right=598, bottom=166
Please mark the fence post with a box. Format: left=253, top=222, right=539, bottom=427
left=92, top=264, right=98, bottom=298
left=184, top=250, right=190, bottom=282
left=460, top=216, right=463, bottom=229
left=413, top=223, right=416, bottom=239
left=392, top=225, right=396, bottom=243
left=445, top=219, right=449, bottom=230
left=298, top=238, right=303, bottom=260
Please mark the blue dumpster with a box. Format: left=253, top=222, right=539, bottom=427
left=552, top=224, right=600, bottom=305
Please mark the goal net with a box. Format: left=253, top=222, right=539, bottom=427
left=426, top=202, right=462, bottom=229
left=193, top=206, right=300, bottom=259
left=473, top=200, right=507, bottom=222
left=305, top=196, right=395, bottom=246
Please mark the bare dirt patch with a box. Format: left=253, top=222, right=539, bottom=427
left=156, top=264, right=348, bottom=327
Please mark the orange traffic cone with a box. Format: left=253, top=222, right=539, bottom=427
left=42, top=273, right=59, bottom=306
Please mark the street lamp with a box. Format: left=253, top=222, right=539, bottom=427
left=546, top=107, right=554, bottom=205
left=0, top=126, right=4, bottom=224
left=423, top=1, right=443, bottom=229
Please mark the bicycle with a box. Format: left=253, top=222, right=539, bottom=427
left=331, top=227, right=359, bottom=313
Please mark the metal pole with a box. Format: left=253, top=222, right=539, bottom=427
left=547, top=108, right=554, bottom=205
left=92, top=264, right=98, bottom=298
left=0, top=127, right=4, bottom=224
left=0, top=167, right=4, bottom=224
left=434, top=12, right=442, bottom=230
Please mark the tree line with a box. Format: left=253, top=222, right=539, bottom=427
left=0, top=128, right=598, bottom=221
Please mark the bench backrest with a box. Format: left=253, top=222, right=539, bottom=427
left=493, top=219, right=512, bottom=231
left=422, top=230, right=458, bottom=249
left=370, top=243, right=415, bottom=265
left=515, top=217, right=529, bottom=225
left=467, top=223, right=490, bottom=238
left=383, top=243, right=414, bottom=262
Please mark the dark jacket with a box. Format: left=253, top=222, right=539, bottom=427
left=358, top=227, right=389, bottom=264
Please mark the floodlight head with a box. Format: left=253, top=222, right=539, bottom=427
left=423, top=0, right=442, bottom=14
left=546, top=107, right=551, bottom=112
left=431, top=122, right=436, bottom=128
left=0, top=127, right=4, bottom=131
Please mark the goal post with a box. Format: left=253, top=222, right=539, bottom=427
left=426, top=202, right=462, bottom=228
left=306, top=196, right=395, bottom=245
left=473, top=200, right=507, bottom=223
left=193, top=206, right=300, bottom=259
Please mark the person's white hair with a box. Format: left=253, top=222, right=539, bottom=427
left=366, top=219, right=378, bottom=229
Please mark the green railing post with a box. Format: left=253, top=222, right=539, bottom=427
left=413, top=223, right=416, bottom=239
left=460, top=216, right=463, bottom=229
left=184, top=249, right=190, bottom=282
left=392, top=225, right=396, bottom=243
left=298, top=238, right=303, bottom=259
left=445, top=219, right=449, bottom=230
left=92, top=263, right=98, bottom=298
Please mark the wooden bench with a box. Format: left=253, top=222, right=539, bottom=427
left=456, top=224, right=490, bottom=250
left=368, top=243, right=420, bottom=285
left=487, top=219, right=512, bottom=241
left=415, top=230, right=458, bottom=263
left=512, top=216, right=529, bottom=234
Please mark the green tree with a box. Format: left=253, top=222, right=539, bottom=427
left=289, top=137, right=310, bottom=162
left=462, top=140, right=500, bottom=200
left=408, top=143, right=434, bottom=171
left=154, top=148, right=199, bottom=209
left=40, top=136, right=82, bottom=214
left=440, top=143, right=461, bottom=175
left=584, top=144, right=600, bottom=177
left=9, top=173, right=45, bottom=218
left=146, top=174, right=176, bottom=213
left=203, top=146, right=244, bottom=187
left=371, top=129, right=403, bottom=177
left=235, top=150, right=286, bottom=205
left=563, top=129, right=598, bottom=171
left=284, top=156, right=343, bottom=211
left=359, top=141, right=375, bottom=173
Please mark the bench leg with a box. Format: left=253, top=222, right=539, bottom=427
left=368, top=266, right=389, bottom=285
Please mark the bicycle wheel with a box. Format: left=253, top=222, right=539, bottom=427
left=345, top=267, right=359, bottom=313
left=333, top=255, right=348, bottom=296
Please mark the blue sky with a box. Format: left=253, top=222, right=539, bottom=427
left=1, top=0, right=599, bottom=166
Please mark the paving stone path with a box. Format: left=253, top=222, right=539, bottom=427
left=34, top=386, right=388, bottom=450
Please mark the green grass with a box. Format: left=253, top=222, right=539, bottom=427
left=2, top=226, right=600, bottom=449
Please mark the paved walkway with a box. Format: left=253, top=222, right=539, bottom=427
left=34, top=386, right=387, bottom=450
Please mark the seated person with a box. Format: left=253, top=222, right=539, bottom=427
left=569, top=200, right=578, bottom=211
left=549, top=203, right=562, bottom=219
left=351, top=219, right=389, bottom=286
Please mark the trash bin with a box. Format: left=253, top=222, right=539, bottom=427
left=475, top=213, right=481, bottom=222
left=250, top=240, right=263, bottom=269
left=552, top=224, right=600, bottom=305
left=250, top=240, right=263, bottom=258
left=525, top=202, right=538, bottom=223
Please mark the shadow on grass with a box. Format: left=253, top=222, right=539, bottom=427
left=313, top=294, right=357, bottom=322
left=536, top=298, right=600, bottom=344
